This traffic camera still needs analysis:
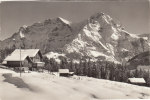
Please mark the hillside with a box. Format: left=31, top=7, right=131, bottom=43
left=127, top=51, right=150, bottom=70
left=0, top=12, right=149, bottom=63
left=0, top=68, right=150, bottom=100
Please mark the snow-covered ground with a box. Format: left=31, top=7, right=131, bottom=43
left=0, top=68, right=150, bottom=100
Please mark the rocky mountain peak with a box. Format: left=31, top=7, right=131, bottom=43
left=90, top=12, right=113, bottom=26
left=0, top=12, right=149, bottom=64
left=90, top=12, right=105, bottom=19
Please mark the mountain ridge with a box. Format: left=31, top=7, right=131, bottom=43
left=0, top=12, right=149, bottom=63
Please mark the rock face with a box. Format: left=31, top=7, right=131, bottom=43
left=0, top=12, right=149, bottom=63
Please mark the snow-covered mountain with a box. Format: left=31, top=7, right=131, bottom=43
left=0, top=12, right=149, bottom=63
left=64, top=12, right=149, bottom=63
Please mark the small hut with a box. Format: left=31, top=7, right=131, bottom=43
left=59, top=69, right=69, bottom=77
left=128, top=78, right=146, bottom=86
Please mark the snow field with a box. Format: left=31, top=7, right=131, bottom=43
left=0, top=68, right=150, bottom=100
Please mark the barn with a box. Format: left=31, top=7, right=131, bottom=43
left=128, top=78, right=146, bottom=86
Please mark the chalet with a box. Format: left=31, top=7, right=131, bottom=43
left=128, top=78, right=146, bottom=86
left=58, top=69, right=74, bottom=77
left=59, top=69, right=69, bottom=77
left=3, top=54, right=32, bottom=67
left=3, top=49, right=45, bottom=70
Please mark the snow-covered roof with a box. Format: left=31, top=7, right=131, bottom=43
left=3, top=49, right=41, bottom=62
left=12, top=49, right=40, bottom=57
left=4, top=54, right=29, bottom=61
left=128, top=78, right=146, bottom=83
left=59, top=69, right=69, bottom=73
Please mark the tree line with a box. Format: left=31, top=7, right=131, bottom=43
left=0, top=45, right=16, bottom=63
left=43, top=56, right=150, bottom=87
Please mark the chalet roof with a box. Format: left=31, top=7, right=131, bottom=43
left=3, top=49, right=41, bottom=62
left=12, top=49, right=40, bottom=57
left=128, top=78, right=146, bottom=83
left=59, top=69, right=69, bottom=73
left=4, top=54, right=29, bottom=61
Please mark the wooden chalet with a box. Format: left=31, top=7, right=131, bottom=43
left=3, top=49, right=45, bottom=71
left=3, top=54, right=32, bottom=67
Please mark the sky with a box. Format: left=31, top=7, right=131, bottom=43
left=0, top=0, right=149, bottom=40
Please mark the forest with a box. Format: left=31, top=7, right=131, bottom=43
left=43, top=56, right=150, bottom=87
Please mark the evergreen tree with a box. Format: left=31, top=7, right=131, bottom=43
left=83, top=60, right=88, bottom=76
left=43, top=56, right=50, bottom=72
left=60, top=57, right=67, bottom=69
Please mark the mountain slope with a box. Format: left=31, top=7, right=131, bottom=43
left=0, top=17, right=76, bottom=52
left=127, top=51, right=150, bottom=70
left=0, top=12, right=149, bottom=63
left=64, top=12, right=149, bottom=62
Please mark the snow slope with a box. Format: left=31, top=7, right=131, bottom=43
left=0, top=68, right=150, bottom=100
left=45, top=52, right=66, bottom=63
left=58, top=17, right=71, bottom=25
